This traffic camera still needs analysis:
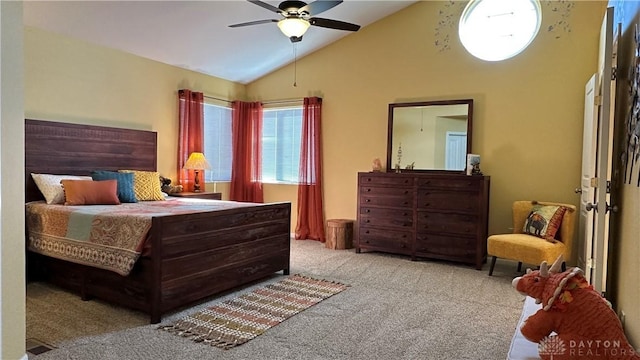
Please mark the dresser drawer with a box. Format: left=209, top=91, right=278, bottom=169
left=417, top=190, right=478, bottom=212
left=360, top=207, right=412, bottom=228
left=359, top=174, right=414, bottom=187
left=415, top=233, right=477, bottom=260
left=416, top=211, right=477, bottom=235
left=417, top=177, right=480, bottom=190
left=360, top=190, right=413, bottom=208
left=358, top=228, right=412, bottom=255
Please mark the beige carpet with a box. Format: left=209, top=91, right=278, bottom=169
left=27, top=281, right=148, bottom=347
left=27, top=239, right=527, bottom=359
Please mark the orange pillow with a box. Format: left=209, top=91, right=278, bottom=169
left=61, top=179, right=121, bottom=205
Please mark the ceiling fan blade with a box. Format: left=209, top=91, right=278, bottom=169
left=229, top=19, right=279, bottom=28
left=299, top=1, right=342, bottom=16
left=247, top=0, right=282, bottom=13
left=309, top=17, right=360, bottom=32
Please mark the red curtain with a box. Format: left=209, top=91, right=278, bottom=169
left=230, top=101, right=264, bottom=202
left=295, top=97, right=325, bottom=242
left=177, top=89, right=204, bottom=192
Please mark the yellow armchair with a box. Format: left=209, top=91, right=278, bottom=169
left=487, top=200, right=576, bottom=276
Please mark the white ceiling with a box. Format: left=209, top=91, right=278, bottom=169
left=23, top=0, right=418, bottom=84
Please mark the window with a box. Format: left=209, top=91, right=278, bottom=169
left=262, top=107, right=303, bottom=184
left=203, top=103, right=303, bottom=184
left=203, top=103, right=232, bottom=182
left=459, top=0, right=542, bottom=61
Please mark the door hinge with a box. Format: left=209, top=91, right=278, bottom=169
left=586, top=258, right=595, bottom=269
left=606, top=180, right=611, bottom=193
left=612, top=67, right=617, bottom=81
left=594, top=96, right=603, bottom=106
left=590, top=178, right=598, bottom=187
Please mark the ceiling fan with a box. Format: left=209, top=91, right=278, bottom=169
left=229, top=0, right=361, bottom=43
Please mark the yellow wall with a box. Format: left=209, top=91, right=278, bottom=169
left=1, top=2, right=25, bottom=359
left=247, top=1, right=608, bottom=253
left=25, top=26, right=246, bottom=181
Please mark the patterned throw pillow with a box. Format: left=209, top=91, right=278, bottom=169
left=31, top=173, right=93, bottom=204
left=61, top=179, right=121, bottom=205
left=91, top=170, right=137, bottom=203
left=118, top=170, right=165, bottom=201
left=522, top=205, right=567, bottom=241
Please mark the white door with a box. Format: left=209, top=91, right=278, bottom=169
left=445, top=131, right=467, bottom=170
left=578, top=73, right=598, bottom=281
left=580, top=7, right=617, bottom=295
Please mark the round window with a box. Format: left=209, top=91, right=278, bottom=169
left=459, top=0, right=542, bottom=61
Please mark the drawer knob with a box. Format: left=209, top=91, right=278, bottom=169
left=365, top=230, right=370, bottom=234
left=367, top=188, right=371, bottom=192
left=366, top=219, right=370, bottom=223
left=404, top=201, right=409, bottom=205
left=404, top=190, right=409, bottom=194
left=366, top=199, right=371, bottom=203
left=366, top=209, right=370, bottom=213
left=424, top=202, right=430, bottom=206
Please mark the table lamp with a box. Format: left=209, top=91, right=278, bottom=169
left=183, top=152, right=211, bottom=192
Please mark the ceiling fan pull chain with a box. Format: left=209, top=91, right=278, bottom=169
left=293, top=43, right=298, bottom=87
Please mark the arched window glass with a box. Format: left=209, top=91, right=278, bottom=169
left=459, top=0, right=542, bottom=61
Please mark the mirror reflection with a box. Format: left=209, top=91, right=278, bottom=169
left=387, top=99, right=473, bottom=172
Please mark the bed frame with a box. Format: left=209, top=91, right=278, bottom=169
left=25, top=119, right=291, bottom=324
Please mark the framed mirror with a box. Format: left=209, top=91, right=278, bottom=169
left=386, top=99, right=473, bottom=172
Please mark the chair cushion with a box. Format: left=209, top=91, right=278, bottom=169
left=488, top=233, right=566, bottom=266
left=522, top=204, right=567, bottom=240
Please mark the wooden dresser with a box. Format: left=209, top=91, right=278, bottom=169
left=356, top=172, right=490, bottom=269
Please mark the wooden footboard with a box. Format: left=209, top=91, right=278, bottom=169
left=150, top=202, right=291, bottom=323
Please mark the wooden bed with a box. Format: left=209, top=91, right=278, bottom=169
left=25, top=119, right=291, bottom=324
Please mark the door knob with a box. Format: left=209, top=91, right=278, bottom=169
left=574, top=187, right=582, bottom=194
left=586, top=203, right=597, bottom=211
left=607, top=203, right=619, bottom=213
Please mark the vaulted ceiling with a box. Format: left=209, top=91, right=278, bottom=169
left=23, top=1, right=418, bottom=84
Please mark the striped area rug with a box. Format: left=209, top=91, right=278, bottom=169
left=159, top=274, right=349, bottom=349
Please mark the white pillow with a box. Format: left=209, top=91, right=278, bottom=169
left=31, top=173, right=92, bottom=204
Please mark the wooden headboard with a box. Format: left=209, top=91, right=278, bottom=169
left=25, top=119, right=158, bottom=202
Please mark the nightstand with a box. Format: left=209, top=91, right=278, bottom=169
left=170, top=191, right=222, bottom=200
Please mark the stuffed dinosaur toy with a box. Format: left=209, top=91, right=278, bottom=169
left=512, top=256, right=639, bottom=359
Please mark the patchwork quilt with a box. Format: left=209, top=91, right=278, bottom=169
left=26, top=198, right=254, bottom=275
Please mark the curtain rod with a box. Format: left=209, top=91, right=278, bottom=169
left=203, top=94, right=304, bottom=105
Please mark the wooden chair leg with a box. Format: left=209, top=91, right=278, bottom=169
left=517, top=262, right=522, bottom=272
left=488, top=256, right=497, bottom=276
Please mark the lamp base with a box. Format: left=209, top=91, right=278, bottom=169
left=193, top=170, right=201, bottom=192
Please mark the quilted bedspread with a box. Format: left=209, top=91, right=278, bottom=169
left=26, top=198, right=255, bottom=276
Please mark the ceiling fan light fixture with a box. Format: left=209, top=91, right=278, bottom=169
left=277, top=17, right=310, bottom=38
